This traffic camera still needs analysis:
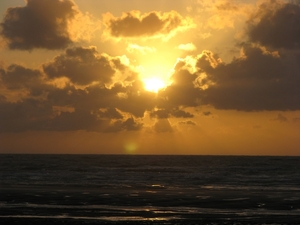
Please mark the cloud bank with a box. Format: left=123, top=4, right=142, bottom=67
left=0, top=0, right=300, bottom=134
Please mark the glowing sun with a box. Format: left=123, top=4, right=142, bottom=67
left=143, top=77, right=166, bottom=93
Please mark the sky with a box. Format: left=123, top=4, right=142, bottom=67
left=0, top=0, right=299, bottom=155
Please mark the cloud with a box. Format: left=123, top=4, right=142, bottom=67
left=203, top=111, right=212, bottom=116
left=198, top=44, right=300, bottom=111
left=154, top=42, right=300, bottom=111
left=0, top=0, right=99, bottom=50
left=0, top=82, right=146, bottom=133
left=0, top=64, right=43, bottom=90
left=102, top=117, right=143, bottom=133
left=150, top=107, right=194, bottom=119
left=272, top=113, right=288, bottom=123
left=178, top=120, right=196, bottom=126
left=43, top=46, right=124, bottom=86
left=196, top=0, right=251, bottom=30
left=0, top=99, right=53, bottom=132
left=159, top=61, right=202, bottom=109
left=1, top=40, right=300, bottom=134
left=153, top=119, right=173, bottom=133
left=103, top=10, right=194, bottom=39
left=0, top=48, right=155, bottom=132
left=126, top=44, right=156, bottom=54
left=177, top=43, right=197, bottom=51
left=98, top=107, right=123, bottom=119
left=46, top=80, right=155, bottom=119
left=199, top=33, right=212, bottom=39
left=247, top=1, right=300, bottom=49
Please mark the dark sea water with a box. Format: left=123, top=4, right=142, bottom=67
left=1, top=155, right=300, bottom=224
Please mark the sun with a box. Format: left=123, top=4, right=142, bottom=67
left=143, top=77, right=166, bottom=93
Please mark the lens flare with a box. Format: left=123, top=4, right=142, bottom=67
left=124, top=142, right=138, bottom=154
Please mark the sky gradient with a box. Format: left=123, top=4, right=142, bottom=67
left=0, top=0, right=299, bottom=155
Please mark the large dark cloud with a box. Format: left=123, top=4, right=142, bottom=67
left=247, top=1, right=300, bottom=49
left=0, top=0, right=78, bottom=50
left=0, top=50, right=154, bottom=133
left=0, top=85, right=145, bottom=133
left=154, top=42, right=300, bottom=112
left=43, top=46, right=117, bottom=85
left=104, top=10, right=192, bottom=38
left=0, top=97, right=143, bottom=133
left=194, top=45, right=300, bottom=111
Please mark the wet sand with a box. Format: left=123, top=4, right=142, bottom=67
left=1, top=185, right=300, bottom=224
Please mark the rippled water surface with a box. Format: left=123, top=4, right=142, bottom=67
left=1, top=155, right=300, bottom=224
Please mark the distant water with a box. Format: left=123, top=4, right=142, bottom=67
left=1, top=155, right=300, bottom=224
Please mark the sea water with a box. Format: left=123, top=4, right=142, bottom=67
left=1, top=155, right=300, bottom=224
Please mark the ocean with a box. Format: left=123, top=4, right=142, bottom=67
left=1, top=154, right=300, bottom=224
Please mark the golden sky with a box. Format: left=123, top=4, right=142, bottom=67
left=0, top=0, right=299, bottom=155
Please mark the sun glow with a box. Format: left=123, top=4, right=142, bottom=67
left=143, top=77, right=166, bottom=93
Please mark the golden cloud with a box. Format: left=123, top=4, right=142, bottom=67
left=177, top=43, right=197, bottom=51
left=103, top=10, right=195, bottom=40
left=126, top=44, right=156, bottom=54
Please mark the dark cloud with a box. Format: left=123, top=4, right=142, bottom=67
left=0, top=64, right=43, bottom=89
left=247, top=1, right=300, bottom=49
left=104, top=11, right=192, bottom=38
left=0, top=89, right=144, bottom=133
left=49, top=108, right=101, bottom=132
left=46, top=81, right=154, bottom=121
left=154, top=42, right=300, bottom=112
left=109, top=81, right=157, bottom=118
left=0, top=51, right=154, bottom=133
left=0, top=99, right=53, bottom=132
left=197, top=45, right=300, bottom=111
left=43, top=46, right=118, bottom=86
left=50, top=110, right=142, bottom=133
left=153, top=119, right=173, bottom=133
left=203, top=111, right=212, bottom=116
left=178, top=120, right=196, bottom=126
left=272, top=113, right=288, bottom=123
left=112, top=117, right=143, bottom=132
left=99, top=107, right=123, bottom=119
left=0, top=0, right=81, bottom=50
left=150, top=108, right=193, bottom=119
left=0, top=95, right=6, bottom=102
left=158, top=64, right=201, bottom=109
